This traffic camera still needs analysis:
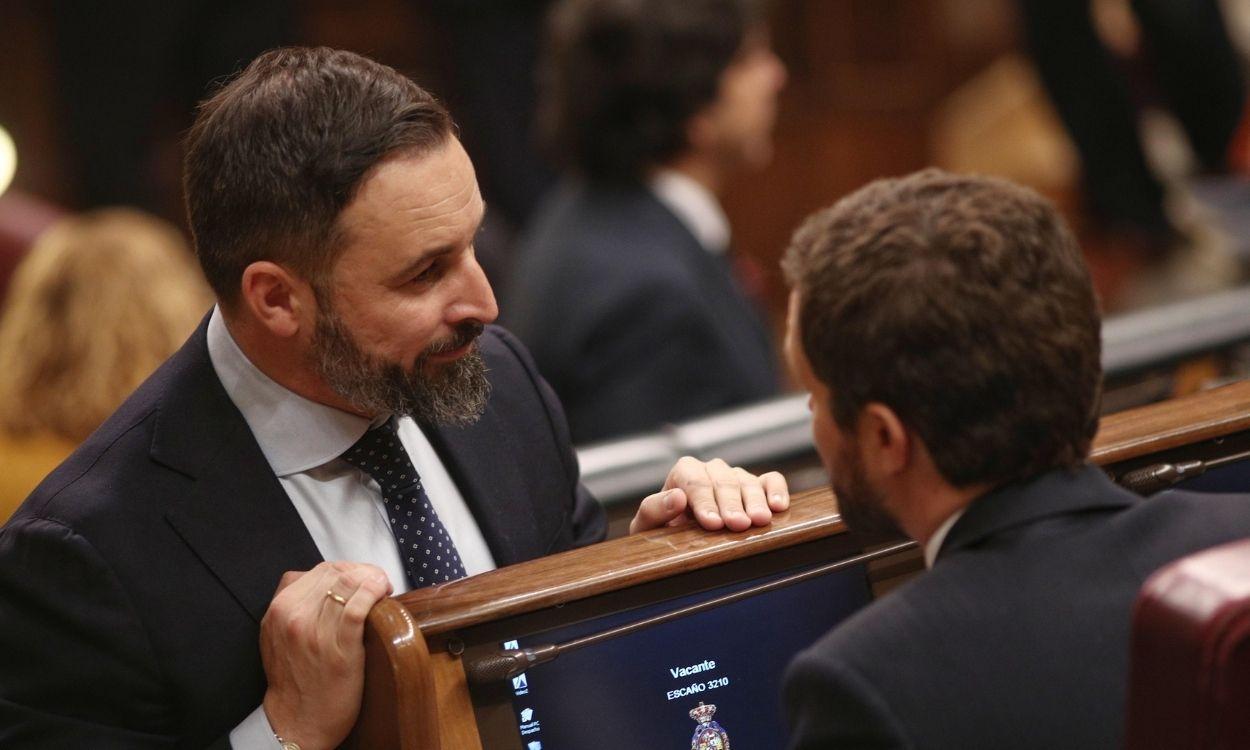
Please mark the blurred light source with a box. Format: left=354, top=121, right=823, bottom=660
left=0, top=125, right=16, bottom=197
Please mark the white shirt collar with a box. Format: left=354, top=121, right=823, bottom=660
left=648, top=168, right=731, bottom=254
left=923, top=508, right=967, bottom=569
left=205, top=306, right=372, bottom=477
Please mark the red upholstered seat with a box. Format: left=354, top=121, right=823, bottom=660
left=1125, top=538, right=1250, bottom=750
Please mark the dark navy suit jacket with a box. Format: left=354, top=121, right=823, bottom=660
left=784, top=466, right=1250, bottom=750
left=0, top=321, right=605, bottom=748
left=503, top=180, right=779, bottom=444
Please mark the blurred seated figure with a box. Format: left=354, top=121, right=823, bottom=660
left=779, top=170, right=1250, bottom=749
left=1017, top=0, right=1247, bottom=259
left=503, top=0, right=785, bottom=444
left=0, top=208, right=210, bottom=520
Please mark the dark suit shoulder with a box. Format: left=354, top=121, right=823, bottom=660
left=826, top=488, right=1250, bottom=659
left=784, top=638, right=912, bottom=750
left=1113, top=489, right=1250, bottom=575
left=507, top=182, right=706, bottom=306
left=504, top=182, right=745, bottom=357
left=8, top=328, right=212, bottom=532
left=476, top=325, right=579, bottom=481
left=479, top=324, right=540, bottom=377
left=478, top=326, right=560, bottom=417
left=0, top=335, right=219, bottom=743
left=0, top=514, right=176, bottom=743
left=786, top=488, right=1250, bottom=750
left=525, top=180, right=686, bottom=249
left=14, top=412, right=159, bottom=528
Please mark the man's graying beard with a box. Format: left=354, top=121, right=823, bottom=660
left=310, top=301, right=490, bottom=426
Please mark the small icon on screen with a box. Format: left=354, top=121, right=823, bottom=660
left=527, top=742, right=542, bottom=750
left=503, top=639, right=520, bottom=650
left=520, top=707, right=534, bottom=722
left=512, top=673, right=528, bottom=691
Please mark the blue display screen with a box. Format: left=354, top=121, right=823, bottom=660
left=498, top=563, right=872, bottom=749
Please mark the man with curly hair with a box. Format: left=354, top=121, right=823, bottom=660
left=780, top=169, right=1250, bottom=749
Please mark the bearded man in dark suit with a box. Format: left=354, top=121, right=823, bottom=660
left=780, top=170, right=1250, bottom=749
left=0, top=47, right=789, bottom=749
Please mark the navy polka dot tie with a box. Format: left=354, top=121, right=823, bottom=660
left=341, top=418, right=467, bottom=589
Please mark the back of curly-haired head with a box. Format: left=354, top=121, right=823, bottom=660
left=783, top=169, right=1102, bottom=489
left=539, top=0, right=757, bottom=183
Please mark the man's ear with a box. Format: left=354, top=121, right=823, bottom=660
left=238, top=261, right=314, bottom=339
left=857, top=403, right=910, bottom=477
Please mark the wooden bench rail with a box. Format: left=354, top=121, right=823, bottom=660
left=395, top=487, right=842, bottom=638
left=346, top=599, right=438, bottom=750
left=1091, top=380, right=1250, bottom=465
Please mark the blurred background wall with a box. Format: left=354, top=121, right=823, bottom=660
left=1, top=0, right=1247, bottom=319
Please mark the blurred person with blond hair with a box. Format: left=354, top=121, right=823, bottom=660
left=0, top=208, right=210, bottom=520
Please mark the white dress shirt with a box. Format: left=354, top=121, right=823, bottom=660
left=923, top=509, right=967, bottom=569
left=649, top=168, right=731, bottom=255
left=205, top=307, right=495, bottom=748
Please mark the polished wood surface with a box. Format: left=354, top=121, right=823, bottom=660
left=1091, top=380, right=1250, bottom=466
left=428, top=652, right=482, bottom=749
left=395, top=487, right=844, bottom=637
left=344, top=598, right=438, bottom=750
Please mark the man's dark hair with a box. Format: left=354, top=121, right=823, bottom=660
left=538, top=0, right=757, bottom=184
left=783, top=169, right=1102, bottom=488
left=184, top=47, right=453, bottom=305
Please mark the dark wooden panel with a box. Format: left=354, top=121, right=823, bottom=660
left=726, top=0, right=1019, bottom=329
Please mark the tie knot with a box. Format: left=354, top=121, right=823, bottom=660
left=341, top=418, right=411, bottom=483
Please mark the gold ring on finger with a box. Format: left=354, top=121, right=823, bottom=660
left=325, top=589, right=348, bottom=606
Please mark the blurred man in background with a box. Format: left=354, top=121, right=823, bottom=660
left=504, top=0, right=786, bottom=444
left=1018, top=0, right=1248, bottom=261
left=780, top=169, right=1250, bottom=749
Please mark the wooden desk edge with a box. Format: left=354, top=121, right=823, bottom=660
left=1092, top=380, right=1250, bottom=464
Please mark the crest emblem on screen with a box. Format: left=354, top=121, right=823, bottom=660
left=689, top=702, right=730, bottom=750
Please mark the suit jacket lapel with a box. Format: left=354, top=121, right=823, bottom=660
left=153, top=321, right=323, bottom=622
left=423, top=412, right=539, bottom=567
